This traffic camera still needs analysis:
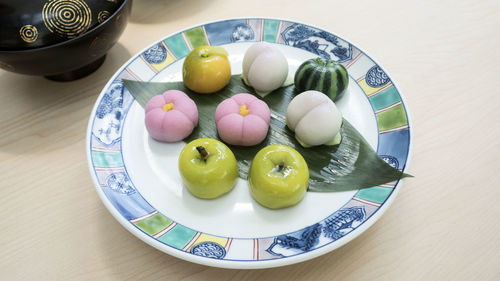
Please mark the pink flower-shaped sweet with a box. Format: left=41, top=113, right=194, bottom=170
left=145, top=90, right=198, bottom=142
left=215, top=93, right=270, bottom=146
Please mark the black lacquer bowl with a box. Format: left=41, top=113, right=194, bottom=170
left=0, top=0, right=132, bottom=81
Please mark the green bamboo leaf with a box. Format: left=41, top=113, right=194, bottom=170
left=123, top=76, right=412, bottom=192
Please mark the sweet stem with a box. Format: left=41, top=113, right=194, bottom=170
left=199, top=49, right=209, bottom=58
left=196, top=146, right=209, bottom=161
left=277, top=162, right=285, bottom=172
left=315, top=57, right=326, bottom=66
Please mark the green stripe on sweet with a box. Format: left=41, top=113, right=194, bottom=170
left=335, top=66, right=346, bottom=98
left=317, top=70, right=326, bottom=95
left=295, top=64, right=312, bottom=91
left=307, top=67, right=321, bottom=90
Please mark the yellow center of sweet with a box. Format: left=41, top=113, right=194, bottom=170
left=239, top=105, right=250, bottom=116
left=162, top=102, right=174, bottom=112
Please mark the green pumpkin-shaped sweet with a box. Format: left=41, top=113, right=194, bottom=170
left=294, top=57, right=349, bottom=101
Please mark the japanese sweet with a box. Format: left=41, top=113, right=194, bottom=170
left=178, top=138, right=239, bottom=199
left=182, top=46, right=231, bottom=94
left=248, top=144, right=309, bottom=209
left=145, top=90, right=198, bottom=142
left=215, top=93, right=271, bottom=146
left=294, top=57, right=349, bottom=101
left=242, top=42, right=288, bottom=95
left=286, top=90, right=343, bottom=147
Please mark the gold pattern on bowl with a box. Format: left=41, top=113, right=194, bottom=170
left=98, top=10, right=111, bottom=23
left=42, top=0, right=92, bottom=39
left=19, top=25, right=39, bottom=43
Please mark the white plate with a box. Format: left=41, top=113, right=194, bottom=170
left=86, top=18, right=412, bottom=269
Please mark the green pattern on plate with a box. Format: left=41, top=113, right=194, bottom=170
left=369, top=86, right=401, bottom=111
left=376, top=104, right=408, bottom=131
left=158, top=225, right=197, bottom=249
left=91, top=151, right=123, bottom=167
left=134, top=213, right=172, bottom=235
left=355, top=186, right=394, bottom=204
left=184, top=27, right=208, bottom=49
left=263, top=19, right=280, bottom=42
left=164, top=33, right=190, bottom=59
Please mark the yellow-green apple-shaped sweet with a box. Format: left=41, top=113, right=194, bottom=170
left=286, top=90, right=343, bottom=147
left=248, top=144, right=309, bottom=209
left=179, top=138, right=238, bottom=199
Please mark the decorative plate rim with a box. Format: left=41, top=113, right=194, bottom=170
left=86, top=17, right=413, bottom=269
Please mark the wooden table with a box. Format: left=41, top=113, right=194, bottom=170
left=2, top=0, right=499, bottom=280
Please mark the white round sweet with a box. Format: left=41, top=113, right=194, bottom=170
left=286, top=90, right=342, bottom=147
left=242, top=42, right=288, bottom=94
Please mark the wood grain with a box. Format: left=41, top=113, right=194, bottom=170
left=1, top=0, right=500, bottom=280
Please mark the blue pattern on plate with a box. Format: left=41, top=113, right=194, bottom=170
left=322, top=206, right=366, bottom=240
left=377, top=129, right=410, bottom=169
left=190, top=242, right=226, bottom=259
left=274, top=223, right=322, bottom=252
left=93, top=80, right=125, bottom=146
left=366, top=66, right=390, bottom=87
left=143, top=43, right=167, bottom=64
left=281, top=23, right=352, bottom=62
left=101, top=184, right=156, bottom=220
left=380, top=155, right=399, bottom=169
left=267, top=206, right=366, bottom=256
left=106, top=172, right=136, bottom=195
left=231, top=23, right=255, bottom=42
left=204, top=20, right=248, bottom=46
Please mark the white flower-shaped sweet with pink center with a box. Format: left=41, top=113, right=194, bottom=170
left=215, top=93, right=270, bottom=146
left=145, top=90, right=198, bottom=142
